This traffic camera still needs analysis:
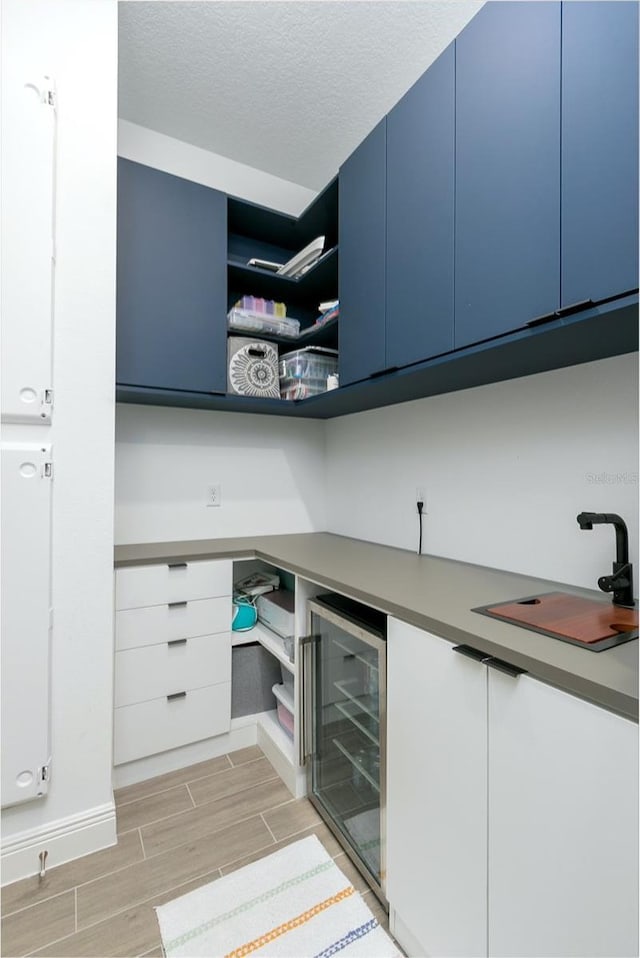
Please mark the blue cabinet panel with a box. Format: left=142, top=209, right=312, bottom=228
left=561, top=2, right=639, bottom=307
left=386, top=43, right=455, bottom=368
left=455, top=2, right=561, bottom=349
left=117, top=158, right=227, bottom=394
left=339, top=119, right=387, bottom=386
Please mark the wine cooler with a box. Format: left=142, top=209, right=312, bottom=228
left=301, top=593, right=387, bottom=901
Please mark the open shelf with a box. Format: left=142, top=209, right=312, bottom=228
left=226, top=313, right=338, bottom=351
left=234, top=622, right=295, bottom=674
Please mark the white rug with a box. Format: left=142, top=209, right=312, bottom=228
left=155, top=834, right=402, bottom=957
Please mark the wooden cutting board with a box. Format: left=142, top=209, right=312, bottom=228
left=484, top=592, right=638, bottom=644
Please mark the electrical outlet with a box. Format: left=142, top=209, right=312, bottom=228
left=416, top=486, right=426, bottom=508
left=206, top=484, right=222, bottom=507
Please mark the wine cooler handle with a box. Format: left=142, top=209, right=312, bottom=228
left=299, top=634, right=318, bottom=766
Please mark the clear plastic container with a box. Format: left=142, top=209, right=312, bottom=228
left=279, top=347, right=338, bottom=381
left=227, top=307, right=300, bottom=338
left=279, top=347, right=338, bottom=399
left=272, top=683, right=294, bottom=739
left=280, top=378, right=330, bottom=401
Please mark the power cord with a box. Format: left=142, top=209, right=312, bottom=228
left=417, top=499, right=424, bottom=555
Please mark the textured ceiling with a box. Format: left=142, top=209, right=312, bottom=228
left=118, top=1, right=483, bottom=191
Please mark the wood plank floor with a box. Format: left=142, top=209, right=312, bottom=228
left=1, top=747, right=391, bottom=957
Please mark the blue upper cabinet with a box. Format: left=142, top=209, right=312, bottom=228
left=339, top=119, right=387, bottom=386
left=454, top=2, right=561, bottom=349
left=117, top=158, right=227, bottom=394
left=386, top=43, right=455, bottom=368
left=561, top=2, right=639, bottom=308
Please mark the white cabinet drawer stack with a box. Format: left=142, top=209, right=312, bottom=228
left=114, top=560, right=232, bottom=765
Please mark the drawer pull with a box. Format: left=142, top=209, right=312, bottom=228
left=167, top=638, right=188, bottom=647
left=453, top=644, right=492, bottom=664
left=167, top=691, right=187, bottom=701
left=168, top=563, right=187, bottom=570
left=168, top=601, right=188, bottom=609
left=487, top=657, right=527, bottom=679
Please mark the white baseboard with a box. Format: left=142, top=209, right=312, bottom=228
left=111, top=715, right=259, bottom=789
left=1, top=801, right=117, bottom=887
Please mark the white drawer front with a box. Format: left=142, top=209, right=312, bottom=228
left=113, top=682, right=231, bottom=765
left=114, top=632, right=231, bottom=707
left=115, top=632, right=231, bottom=708
left=115, top=597, right=231, bottom=651
left=115, top=559, right=232, bottom=611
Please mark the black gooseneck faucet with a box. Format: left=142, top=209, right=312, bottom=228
left=576, top=512, right=635, bottom=608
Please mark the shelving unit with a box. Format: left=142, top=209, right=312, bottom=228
left=226, top=179, right=339, bottom=336
left=236, top=621, right=294, bottom=675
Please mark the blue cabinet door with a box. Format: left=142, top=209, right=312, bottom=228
left=339, top=119, right=387, bottom=386
left=386, top=43, right=455, bottom=368
left=455, top=2, right=561, bottom=349
left=561, top=2, right=639, bottom=308
left=116, top=158, right=227, bottom=394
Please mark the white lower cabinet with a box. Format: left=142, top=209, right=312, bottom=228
left=387, top=617, right=639, bottom=958
left=386, top=618, right=488, bottom=957
left=113, top=560, right=232, bottom=766
left=488, top=668, right=638, bottom=958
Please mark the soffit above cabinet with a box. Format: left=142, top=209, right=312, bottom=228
left=117, top=0, right=484, bottom=191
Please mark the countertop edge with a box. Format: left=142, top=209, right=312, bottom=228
left=114, top=535, right=639, bottom=722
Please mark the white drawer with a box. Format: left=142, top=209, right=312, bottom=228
left=115, top=597, right=231, bottom=651
left=113, top=682, right=231, bottom=765
left=115, top=559, right=232, bottom=611
left=114, top=632, right=231, bottom=707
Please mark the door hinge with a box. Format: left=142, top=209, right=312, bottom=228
left=42, top=77, right=56, bottom=109
left=43, top=461, right=53, bottom=478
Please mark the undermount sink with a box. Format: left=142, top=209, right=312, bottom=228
left=473, top=592, right=638, bottom=652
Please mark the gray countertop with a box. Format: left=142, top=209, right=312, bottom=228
left=114, top=533, right=638, bottom=720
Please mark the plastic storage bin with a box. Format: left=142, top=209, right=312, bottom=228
left=272, top=682, right=294, bottom=739
left=227, top=308, right=300, bottom=339
left=279, top=347, right=338, bottom=400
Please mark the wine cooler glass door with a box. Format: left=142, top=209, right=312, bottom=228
left=307, top=603, right=386, bottom=892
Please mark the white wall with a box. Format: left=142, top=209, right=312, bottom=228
left=1, top=0, right=117, bottom=882
left=326, top=353, right=639, bottom=591
left=115, top=125, right=326, bottom=546
left=118, top=119, right=316, bottom=216
left=115, top=404, right=325, bottom=544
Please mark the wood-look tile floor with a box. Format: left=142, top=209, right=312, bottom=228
left=1, top=747, right=391, bottom=957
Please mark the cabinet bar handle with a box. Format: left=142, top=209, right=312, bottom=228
left=299, top=634, right=319, bottom=765
left=168, top=601, right=187, bottom=609
left=167, top=691, right=187, bottom=701
left=452, top=644, right=492, bottom=664
left=555, top=298, right=593, bottom=318
left=527, top=299, right=594, bottom=328
left=167, top=638, right=188, bottom=647
left=168, top=562, right=187, bottom=570
left=487, top=657, right=527, bottom=678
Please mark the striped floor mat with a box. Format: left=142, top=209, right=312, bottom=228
left=155, top=834, right=401, bottom=957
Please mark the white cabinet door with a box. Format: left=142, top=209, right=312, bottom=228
left=488, top=670, right=639, bottom=958
left=1, top=443, right=53, bottom=806
left=1, top=72, right=55, bottom=423
left=386, top=618, right=488, bottom=957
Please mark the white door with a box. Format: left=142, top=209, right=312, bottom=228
left=1, top=443, right=53, bottom=806
left=386, top=619, right=488, bottom=957
left=0, top=67, right=56, bottom=423
left=488, top=670, right=639, bottom=957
